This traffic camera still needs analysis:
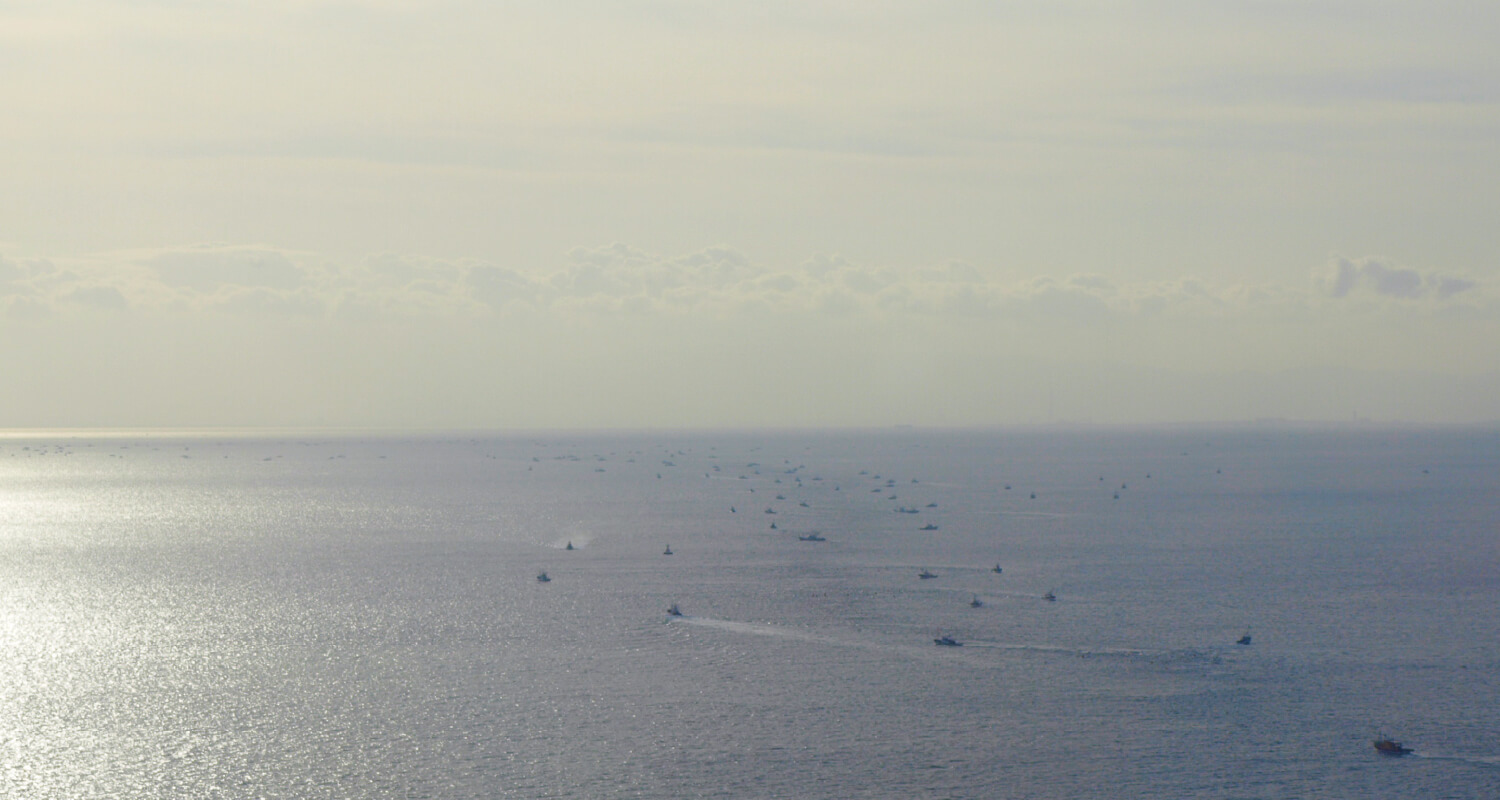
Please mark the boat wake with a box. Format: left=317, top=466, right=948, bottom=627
left=669, top=615, right=858, bottom=649
left=1411, top=752, right=1500, bottom=768
left=667, top=618, right=1221, bottom=667
left=962, top=641, right=1222, bottom=665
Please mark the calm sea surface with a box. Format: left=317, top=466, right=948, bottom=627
left=1, top=428, right=1497, bottom=798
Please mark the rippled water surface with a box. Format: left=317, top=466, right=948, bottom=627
left=2, top=428, right=1497, bottom=798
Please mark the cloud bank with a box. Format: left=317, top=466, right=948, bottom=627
left=4, top=245, right=1485, bottom=323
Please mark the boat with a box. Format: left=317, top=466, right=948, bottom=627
left=536, top=571, right=551, bottom=582
left=934, top=635, right=963, bottom=647
left=1042, top=590, right=1056, bottom=601
left=1236, top=632, right=1252, bottom=645
left=565, top=541, right=574, bottom=550
left=798, top=532, right=826, bottom=541
left=1373, top=739, right=1412, bottom=756
left=663, top=544, right=673, bottom=555
left=970, top=596, right=983, bottom=608
left=920, top=523, right=939, bottom=531
left=666, top=603, right=683, bottom=617
left=918, top=569, right=938, bottom=579
left=992, top=564, right=1003, bottom=574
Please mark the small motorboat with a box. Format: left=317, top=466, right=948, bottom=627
left=1236, top=632, right=1252, bottom=645
left=536, top=571, right=551, bottom=583
left=565, top=541, right=574, bottom=550
left=1373, top=739, right=1412, bottom=756
left=970, top=596, right=983, bottom=608
left=934, top=635, right=963, bottom=647
left=920, top=523, right=939, bottom=531
left=666, top=603, right=683, bottom=617
left=992, top=564, right=1003, bottom=574
left=663, top=544, right=673, bottom=555
left=1042, top=590, right=1056, bottom=601
left=798, top=532, right=826, bottom=541
left=918, top=569, right=938, bottom=579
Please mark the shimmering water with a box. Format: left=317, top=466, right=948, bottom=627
left=2, top=428, right=1497, bottom=798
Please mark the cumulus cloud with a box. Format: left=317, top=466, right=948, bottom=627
left=1321, top=256, right=1478, bottom=301
left=1, top=243, right=1487, bottom=326
left=467, top=264, right=539, bottom=309
left=145, top=245, right=305, bottom=291
left=61, top=285, right=128, bottom=311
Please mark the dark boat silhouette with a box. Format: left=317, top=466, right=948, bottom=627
left=934, top=635, right=963, bottom=647
left=536, top=571, right=551, bottom=583
left=920, top=523, right=939, bottom=531
left=797, top=532, right=826, bottom=541
left=970, top=596, right=983, bottom=608
left=565, top=541, right=574, bottom=550
left=918, top=569, right=938, bottom=579
left=992, top=564, right=1003, bottom=574
left=1236, top=632, right=1252, bottom=645
left=663, top=544, right=673, bottom=555
left=666, top=603, right=683, bottom=617
left=1373, top=739, right=1412, bottom=756
left=1042, top=589, right=1056, bottom=601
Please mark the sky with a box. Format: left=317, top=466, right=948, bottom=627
left=1, top=0, right=1497, bottom=429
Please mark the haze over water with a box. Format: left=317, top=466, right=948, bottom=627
left=2, top=427, right=1497, bottom=798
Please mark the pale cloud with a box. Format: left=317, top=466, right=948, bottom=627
left=4, top=244, right=1487, bottom=324
left=60, top=284, right=128, bottom=311
left=145, top=245, right=306, bottom=292
left=1321, top=256, right=1479, bottom=301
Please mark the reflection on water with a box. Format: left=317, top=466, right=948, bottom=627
left=2, top=429, right=1498, bottom=798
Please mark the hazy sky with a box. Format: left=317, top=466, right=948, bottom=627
left=2, top=1, right=1497, bottom=428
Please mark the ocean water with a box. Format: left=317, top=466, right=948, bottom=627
left=1, top=428, right=1497, bottom=799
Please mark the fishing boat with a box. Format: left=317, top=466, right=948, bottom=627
left=920, top=523, right=939, bottom=531
left=1042, top=590, right=1056, bottom=601
left=536, top=571, right=551, bottom=582
left=970, top=596, right=983, bottom=608
left=1237, top=632, right=1252, bottom=645
left=1373, top=739, right=1412, bottom=756
left=663, top=544, right=673, bottom=555
left=918, top=569, right=938, bottom=579
left=666, top=603, right=683, bottom=617
left=797, top=532, right=826, bottom=541
left=565, top=541, right=574, bottom=550
left=992, top=564, right=1003, bottom=574
left=934, top=635, right=963, bottom=647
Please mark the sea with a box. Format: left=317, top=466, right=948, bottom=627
left=1, top=427, right=1497, bottom=799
